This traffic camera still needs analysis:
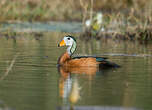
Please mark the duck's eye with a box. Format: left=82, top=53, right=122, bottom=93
left=67, top=38, right=70, bottom=40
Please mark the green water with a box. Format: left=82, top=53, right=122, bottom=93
left=0, top=32, right=151, bottom=110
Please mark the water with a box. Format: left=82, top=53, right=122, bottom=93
left=0, top=22, right=82, bottom=33
left=0, top=32, right=151, bottom=110
left=0, top=21, right=133, bottom=33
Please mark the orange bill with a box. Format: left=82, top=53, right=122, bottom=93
left=58, top=40, right=66, bottom=47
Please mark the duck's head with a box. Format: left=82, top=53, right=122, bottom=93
left=58, top=35, right=77, bottom=55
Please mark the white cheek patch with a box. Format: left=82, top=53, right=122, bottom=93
left=63, top=38, right=68, bottom=45
left=64, top=37, right=73, bottom=46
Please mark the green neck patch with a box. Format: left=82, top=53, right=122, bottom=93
left=70, top=41, right=77, bottom=55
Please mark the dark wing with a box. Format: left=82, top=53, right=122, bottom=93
left=72, top=55, right=107, bottom=62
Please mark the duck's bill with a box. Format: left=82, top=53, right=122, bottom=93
left=58, top=40, right=66, bottom=47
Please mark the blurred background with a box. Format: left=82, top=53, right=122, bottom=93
left=0, top=0, right=152, bottom=40
left=0, top=0, right=152, bottom=22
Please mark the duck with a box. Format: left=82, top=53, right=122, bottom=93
left=58, top=35, right=120, bottom=69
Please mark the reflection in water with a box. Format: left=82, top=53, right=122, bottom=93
left=58, top=64, right=102, bottom=105
left=57, top=65, right=142, bottom=110
left=69, top=78, right=81, bottom=104
left=58, top=65, right=115, bottom=109
left=58, top=66, right=82, bottom=105
left=59, top=75, right=72, bottom=102
left=59, top=74, right=81, bottom=105
left=0, top=100, right=13, bottom=110
left=59, top=65, right=98, bottom=76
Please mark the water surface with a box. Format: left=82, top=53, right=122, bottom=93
left=0, top=33, right=151, bottom=110
left=0, top=22, right=82, bottom=33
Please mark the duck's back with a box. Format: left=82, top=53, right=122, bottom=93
left=67, top=57, right=99, bottom=67
left=70, top=56, right=120, bottom=68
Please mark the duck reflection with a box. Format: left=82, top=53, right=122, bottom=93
left=59, top=66, right=82, bottom=105
left=69, top=78, right=81, bottom=104
left=59, top=65, right=98, bottom=77
left=58, top=65, right=113, bottom=106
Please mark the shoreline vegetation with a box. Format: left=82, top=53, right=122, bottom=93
left=0, top=0, right=152, bottom=41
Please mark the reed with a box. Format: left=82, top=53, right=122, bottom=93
left=0, top=53, right=19, bottom=80
left=0, top=0, right=152, bottom=41
left=0, top=0, right=151, bottom=22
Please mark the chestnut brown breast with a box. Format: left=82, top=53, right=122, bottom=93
left=58, top=52, right=99, bottom=67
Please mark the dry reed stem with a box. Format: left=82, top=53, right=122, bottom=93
left=0, top=53, right=20, bottom=80
left=80, top=0, right=89, bottom=32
